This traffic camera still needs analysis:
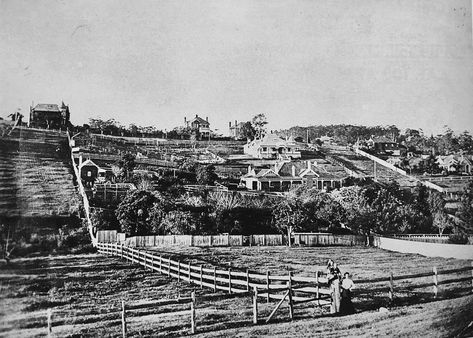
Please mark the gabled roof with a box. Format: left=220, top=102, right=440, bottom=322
left=372, top=136, right=396, bottom=143
left=33, top=104, right=61, bottom=112
left=188, top=115, right=209, bottom=125
left=256, top=168, right=279, bottom=178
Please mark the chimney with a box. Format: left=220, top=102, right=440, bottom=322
left=291, top=165, right=296, bottom=177
left=206, top=116, right=208, bottom=122
left=184, top=117, right=187, bottom=124
left=248, top=165, right=252, bottom=174
left=195, top=114, right=198, bottom=118
left=229, top=121, right=232, bottom=128
left=235, top=120, right=237, bottom=126
left=307, top=160, right=311, bottom=170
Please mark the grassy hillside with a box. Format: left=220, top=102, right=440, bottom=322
left=0, top=128, right=85, bottom=257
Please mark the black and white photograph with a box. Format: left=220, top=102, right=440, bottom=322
left=1, top=0, right=473, bottom=336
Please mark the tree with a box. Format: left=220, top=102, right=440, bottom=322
left=118, top=153, right=136, bottom=179
left=196, top=165, right=218, bottom=185
left=238, top=121, right=256, bottom=140
left=456, top=182, right=473, bottom=234
left=116, top=190, right=169, bottom=236
left=161, top=210, right=198, bottom=235
left=251, top=114, right=268, bottom=139
left=433, top=212, right=453, bottom=235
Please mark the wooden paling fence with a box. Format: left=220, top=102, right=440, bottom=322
left=96, top=230, right=366, bottom=248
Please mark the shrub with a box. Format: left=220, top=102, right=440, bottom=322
left=448, top=232, right=469, bottom=244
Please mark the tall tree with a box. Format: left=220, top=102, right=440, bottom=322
left=251, top=114, right=268, bottom=139
left=238, top=121, right=256, bottom=140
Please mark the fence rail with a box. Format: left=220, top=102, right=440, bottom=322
left=97, top=242, right=332, bottom=306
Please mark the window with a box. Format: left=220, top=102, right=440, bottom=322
left=262, top=147, right=267, bottom=152
left=87, top=171, right=92, bottom=177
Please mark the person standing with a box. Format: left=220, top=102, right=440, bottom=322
left=340, top=272, right=355, bottom=315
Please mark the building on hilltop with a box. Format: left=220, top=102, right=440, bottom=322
left=29, top=102, right=70, bottom=130
left=229, top=120, right=245, bottom=139
left=184, top=114, right=210, bottom=139
left=368, top=136, right=407, bottom=157
left=243, top=133, right=301, bottom=159
left=240, top=159, right=348, bottom=191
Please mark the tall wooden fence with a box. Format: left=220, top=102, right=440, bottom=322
left=97, top=231, right=366, bottom=248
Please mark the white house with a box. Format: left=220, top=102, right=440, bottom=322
left=243, top=133, right=301, bottom=159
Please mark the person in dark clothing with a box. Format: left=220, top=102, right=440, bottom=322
left=340, top=272, right=355, bottom=315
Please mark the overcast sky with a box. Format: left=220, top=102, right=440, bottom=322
left=1, top=0, right=472, bottom=135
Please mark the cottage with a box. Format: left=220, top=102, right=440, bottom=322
left=437, top=154, right=472, bottom=175
left=29, top=102, right=70, bottom=130
left=78, top=158, right=113, bottom=187
left=243, top=133, right=301, bottom=159
left=240, top=159, right=347, bottom=191
left=184, top=114, right=210, bottom=139
left=368, top=136, right=406, bottom=157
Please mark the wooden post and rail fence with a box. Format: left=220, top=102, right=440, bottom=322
left=6, top=243, right=472, bottom=337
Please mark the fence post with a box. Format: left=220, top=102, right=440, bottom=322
left=47, top=308, right=52, bottom=337
left=151, top=255, right=154, bottom=270
left=159, top=255, right=162, bottom=272
left=388, top=272, right=394, bottom=302
left=246, top=269, right=250, bottom=292
left=190, top=291, right=196, bottom=334
left=188, top=262, right=192, bottom=283
left=228, top=268, right=232, bottom=294
left=330, top=279, right=341, bottom=314
left=168, top=257, right=171, bottom=277
left=200, top=265, right=203, bottom=288
left=253, top=286, right=258, bottom=324
left=178, top=261, right=181, bottom=282
left=121, top=300, right=127, bottom=338
left=288, top=271, right=294, bottom=320
left=433, top=267, right=438, bottom=298
left=213, top=267, right=217, bottom=292
left=471, top=261, right=473, bottom=293
left=315, top=270, right=320, bottom=306
left=266, top=271, right=270, bottom=303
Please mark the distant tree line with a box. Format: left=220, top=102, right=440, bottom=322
left=278, top=124, right=473, bottom=155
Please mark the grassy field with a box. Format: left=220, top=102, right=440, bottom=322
left=1, top=246, right=472, bottom=337
left=0, top=129, right=79, bottom=218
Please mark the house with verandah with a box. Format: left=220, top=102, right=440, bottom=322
left=240, top=159, right=348, bottom=191
left=243, top=133, right=301, bottom=159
